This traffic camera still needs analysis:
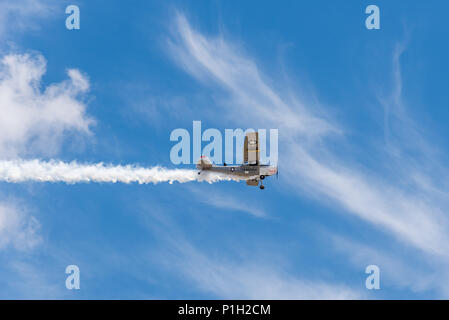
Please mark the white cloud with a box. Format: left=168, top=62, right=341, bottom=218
left=0, top=200, right=41, bottom=250
left=167, top=13, right=449, bottom=262
left=0, top=52, right=94, bottom=158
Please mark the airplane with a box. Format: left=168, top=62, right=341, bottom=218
left=196, top=132, right=277, bottom=189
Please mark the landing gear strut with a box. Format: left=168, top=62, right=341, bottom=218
left=259, top=175, right=265, bottom=189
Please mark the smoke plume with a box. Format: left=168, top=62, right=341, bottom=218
left=0, top=159, right=244, bottom=185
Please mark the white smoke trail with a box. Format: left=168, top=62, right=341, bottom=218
left=0, top=159, right=246, bottom=185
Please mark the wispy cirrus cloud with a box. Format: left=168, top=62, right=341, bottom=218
left=331, top=234, right=446, bottom=297
left=145, top=210, right=361, bottom=299
left=0, top=0, right=55, bottom=42
left=167, top=13, right=338, bottom=138
left=166, top=11, right=449, bottom=292
left=189, top=186, right=267, bottom=218
left=0, top=200, right=40, bottom=250
left=160, top=239, right=361, bottom=299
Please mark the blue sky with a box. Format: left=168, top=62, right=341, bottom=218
left=0, top=0, right=449, bottom=299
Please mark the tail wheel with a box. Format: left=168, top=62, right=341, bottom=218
left=260, top=185, right=265, bottom=190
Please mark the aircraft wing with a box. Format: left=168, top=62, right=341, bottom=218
left=243, top=132, right=259, bottom=165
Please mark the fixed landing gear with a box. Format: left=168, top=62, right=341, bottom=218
left=259, top=175, right=265, bottom=189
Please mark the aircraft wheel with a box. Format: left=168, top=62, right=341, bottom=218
left=260, top=175, right=265, bottom=180
left=260, top=185, right=265, bottom=190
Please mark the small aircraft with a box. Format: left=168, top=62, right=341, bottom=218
left=197, top=132, right=278, bottom=189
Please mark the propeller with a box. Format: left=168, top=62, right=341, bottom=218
left=276, top=166, right=279, bottom=180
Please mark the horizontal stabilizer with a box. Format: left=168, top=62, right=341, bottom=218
left=196, top=156, right=213, bottom=170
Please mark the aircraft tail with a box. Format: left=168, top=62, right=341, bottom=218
left=196, top=156, right=213, bottom=170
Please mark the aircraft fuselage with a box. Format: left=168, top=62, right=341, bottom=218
left=199, top=164, right=277, bottom=178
